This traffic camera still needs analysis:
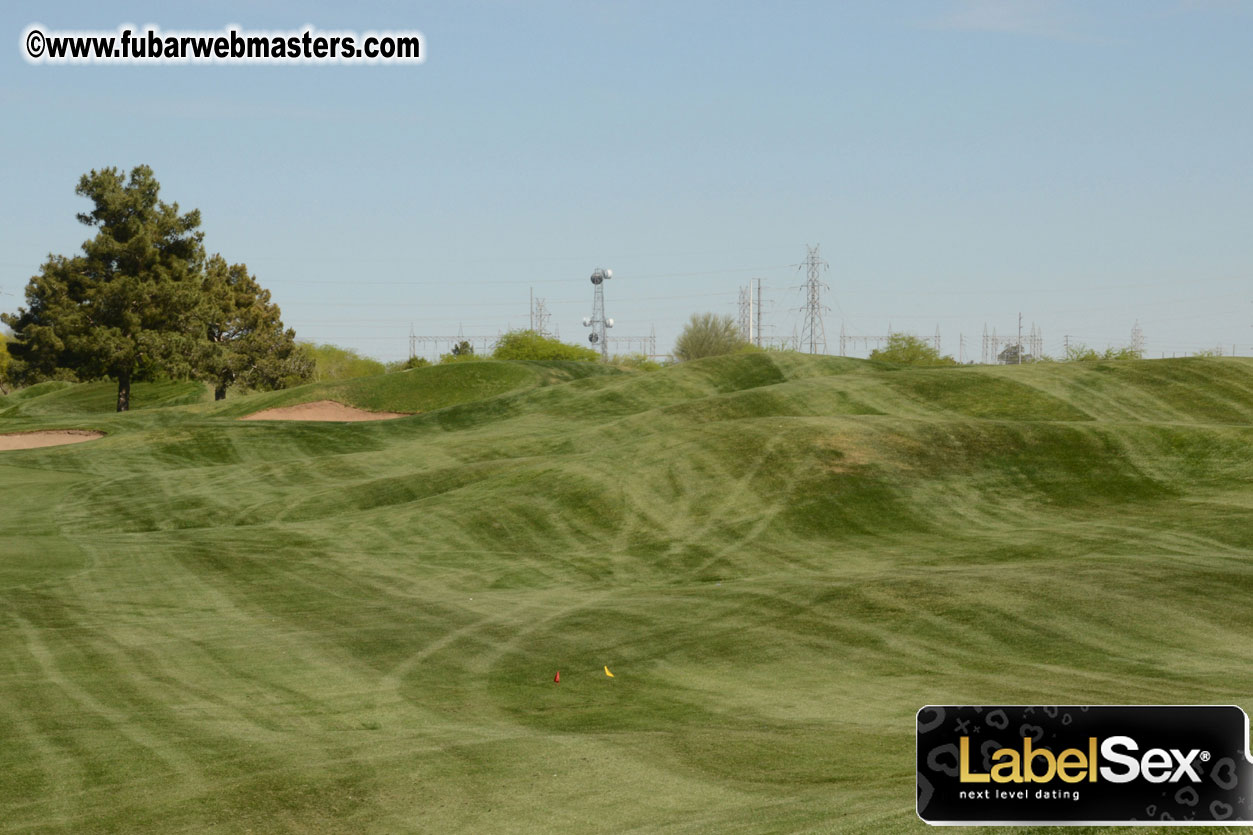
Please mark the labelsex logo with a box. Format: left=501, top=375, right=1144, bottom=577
left=960, top=736, right=1206, bottom=784
left=917, top=705, right=1253, bottom=825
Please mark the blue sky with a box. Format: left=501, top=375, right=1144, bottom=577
left=3, top=0, right=1250, bottom=361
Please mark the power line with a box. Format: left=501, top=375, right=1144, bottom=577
left=256, top=264, right=797, bottom=287
left=277, top=289, right=739, bottom=308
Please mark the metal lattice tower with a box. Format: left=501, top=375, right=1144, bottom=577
left=838, top=323, right=895, bottom=357
left=982, top=321, right=1042, bottom=364
left=1131, top=320, right=1145, bottom=357
left=738, top=285, right=751, bottom=341
left=531, top=293, right=552, bottom=338
left=740, top=278, right=764, bottom=346
left=411, top=334, right=499, bottom=360
left=798, top=244, right=829, bottom=354
left=754, top=279, right=763, bottom=348
left=583, top=267, right=613, bottom=361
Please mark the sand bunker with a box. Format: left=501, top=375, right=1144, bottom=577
left=0, top=430, right=105, bottom=451
left=240, top=400, right=411, bottom=422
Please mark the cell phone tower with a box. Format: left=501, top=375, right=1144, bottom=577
left=582, top=267, right=614, bottom=361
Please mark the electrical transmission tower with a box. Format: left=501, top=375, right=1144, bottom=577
left=607, top=332, right=656, bottom=357
left=738, top=285, right=751, bottom=342
left=838, top=323, right=894, bottom=357
left=583, top=267, right=613, bottom=361
left=1131, top=320, right=1145, bottom=357
left=530, top=289, right=552, bottom=338
left=736, top=278, right=765, bottom=347
left=982, top=318, right=1042, bottom=364
left=798, top=245, right=829, bottom=354
left=754, top=279, right=763, bottom=348
left=411, top=334, right=498, bottom=360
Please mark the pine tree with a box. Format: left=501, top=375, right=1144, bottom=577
left=198, top=255, right=312, bottom=400
left=2, top=166, right=206, bottom=411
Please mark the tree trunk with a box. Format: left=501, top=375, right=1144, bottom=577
left=215, top=382, right=227, bottom=401
left=116, top=370, right=131, bottom=412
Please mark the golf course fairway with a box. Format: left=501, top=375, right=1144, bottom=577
left=2, top=354, right=1251, bottom=833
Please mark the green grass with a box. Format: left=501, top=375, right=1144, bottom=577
left=204, top=359, right=623, bottom=420
left=2, top=355, right=1252, bottom=833
left=1, top=379, right=209, bottom=417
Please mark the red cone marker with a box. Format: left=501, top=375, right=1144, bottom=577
left=554, top=671, right=560, bottom=684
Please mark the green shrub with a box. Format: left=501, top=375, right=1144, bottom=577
left=868, top=333, right=957, bottom=366
left=1064, top=344, right=1143, bottom=362
left=387, top=356, right=431, bottom=372
left=673, top=313, right=749, bottom=361
left=491, top=330, right=599, bottom=362
left=0, top=331, right=11, bottom=394
left=300, top=343, right=386, bottom=381
left=611, top=353, right=663, bottom=372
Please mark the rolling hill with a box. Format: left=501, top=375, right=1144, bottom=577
left=1, top=354, right=1251, bottom=833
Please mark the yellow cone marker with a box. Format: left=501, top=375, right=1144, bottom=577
left=604, top=666, right=614, bottom=678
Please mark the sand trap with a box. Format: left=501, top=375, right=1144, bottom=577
left=240, top=400, right=411, bottom=422
left=0, top=430, right=105, bottom=451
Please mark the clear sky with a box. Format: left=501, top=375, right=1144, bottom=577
left=3, top=1, right=1250, bottom=362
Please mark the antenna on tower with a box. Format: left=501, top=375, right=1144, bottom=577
left=584, top=267, right=613, bottom=361
left=798, top=244, right=829, bottom=354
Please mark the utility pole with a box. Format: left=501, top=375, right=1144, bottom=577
left=738, top=285, right=751, bottom=342
left=528, top=288, right=552, bottom=337
left=1017, top=312, right=1023, bottom=365
left=748, top=282, right=754, bottom=345
left=754, top=278, right=763, bottom=348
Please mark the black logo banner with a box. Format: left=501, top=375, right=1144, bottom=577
left=917, top=705, right=1253, bottom=825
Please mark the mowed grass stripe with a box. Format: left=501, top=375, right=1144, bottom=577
left=1, top=355, right=1251, bottom=833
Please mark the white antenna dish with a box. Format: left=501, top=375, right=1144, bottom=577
left=604, top=269, right=612, bottom=280
left=606, top=318, right=614, bottom=328
left=582, top=316, right=591, bottom=327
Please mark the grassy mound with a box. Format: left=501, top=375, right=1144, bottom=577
left=211, top=360, right=623, bottom=420
left=1, top=379, right=209, bottom=417
left=0, top=354, right=1251, bottom=833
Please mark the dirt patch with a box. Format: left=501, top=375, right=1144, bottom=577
left=240, top=400, right=411, bottom=422
left=0, top=430, right=105, bottom=451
